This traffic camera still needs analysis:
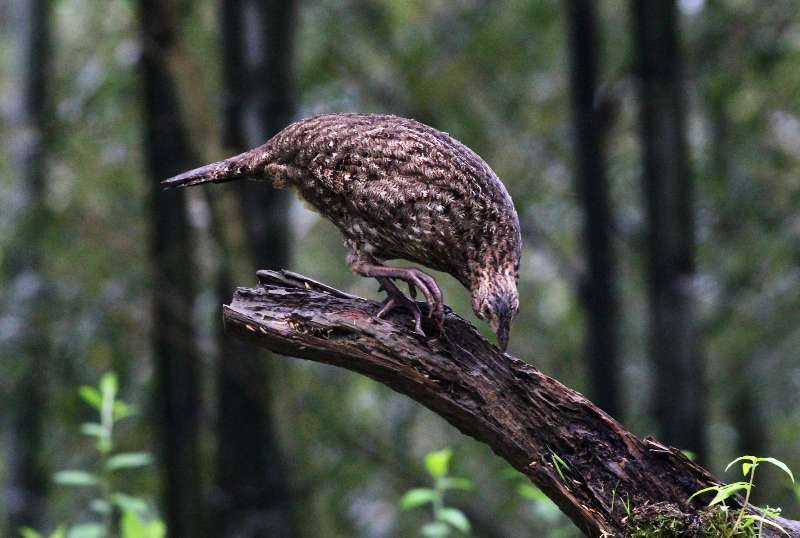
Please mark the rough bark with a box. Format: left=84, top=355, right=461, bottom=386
left=221, top=271, right=800, bottom=538
left=139, top=2, right=205, bottom=536
left=212, top=0, right=297, bottom=535
left=2, top=0, right=50, bottom=532
left=631, top=0, right=707, bottom=460
left=565, top=0, right=620, bottom=417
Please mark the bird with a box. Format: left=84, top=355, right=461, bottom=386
left=162, top=113, right=521, bottom=351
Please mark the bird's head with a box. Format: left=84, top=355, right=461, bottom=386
left=471, top=270, right=519, bottom=352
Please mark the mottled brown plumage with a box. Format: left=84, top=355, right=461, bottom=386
left=163, top=113, right=521, bottom=349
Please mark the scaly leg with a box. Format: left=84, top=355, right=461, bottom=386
left=350, top=259, right=445, bottom=333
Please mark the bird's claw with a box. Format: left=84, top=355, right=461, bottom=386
left=370, top=268, right=445, bottom=337
left=377, top=294, right=424, bottom=336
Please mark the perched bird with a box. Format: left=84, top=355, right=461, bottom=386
left=163, top=113, right=521, bottom=350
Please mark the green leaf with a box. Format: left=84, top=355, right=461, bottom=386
left=425, top=448, right=452, bottom=478
left=709, top=482, right=750, bottom=506
left=680, top=450, right=697, bottom=461
left=400, top=488, right=437, bottom=509
left=80, top=423, right=104, bottom=437
left=725, top=455, right=756, bottom=474
left=759, top=457, right=795, bottom=484
left=688, top=485, right=721, bottom=502
left=550, top=450, right=570, bottom=482
left=742, top=462, right=753, bottom=477
left=66, top=523, right=104, bottom=538
left=121, top=511, right=165, bottom=538
left=111, top=493, right=149, bottom=515
left=438, top=507, right=471, bottom=534
left=742, top=515, right=789, bottom=536
left=421, top=522, right=451, bottom=538
left=78, top=386, right=102, bottom=410
left=121, top=510, right=145, bottom=538
left=49, top=527, right=67, bottom=538
left=53, top=470, right=98, bottom=487
left=438, top=477, right=472, bottom=491
left=19, top=527, right=42, bottom=538
left=761, top=506, right=782, bottom=518
left=106, top=452, right=153, bottom=471
left=147, top=521, right=166, bottom=538
left=113, top=401, right=135, bottom=421
left=517, top=483, right=549, bottom=501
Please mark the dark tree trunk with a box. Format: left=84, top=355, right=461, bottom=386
left=565, top=0, right=620, bottom=417
left=2, top=0, right=50, bottom=533
left=212, top=0, right=298, bottom=535
left=219, top=271, right=800, bottom=538
left=139, top=2, right=205, bottom=536
left=631, top=0, right=707, bottom=460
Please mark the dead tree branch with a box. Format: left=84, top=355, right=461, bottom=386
left=222, top=270, right=800, bottom=537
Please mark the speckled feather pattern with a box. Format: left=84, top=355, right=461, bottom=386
left=163, top=112, right=522, bottom=343
left=240, top=113, right=521, bottom=289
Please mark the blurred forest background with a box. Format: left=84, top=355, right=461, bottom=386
left=1, top=0, right=799, bottom=536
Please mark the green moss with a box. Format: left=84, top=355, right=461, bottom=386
left=624, top=503, right=757, bottom=538
left=625, top=513, right=685, bottom=537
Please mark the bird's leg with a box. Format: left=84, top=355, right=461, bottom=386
left=350, top=260, right=444, bottom=330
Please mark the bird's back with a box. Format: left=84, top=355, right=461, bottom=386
left=260, top=113, right=520, bottom=286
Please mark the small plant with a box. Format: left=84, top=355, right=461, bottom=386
left=549, top=448, right=571, bottom=483
left=689, top=455, right=795, bottom=538
left=400, top=448, right=473, bottom=537
left=20, top=373, right=165, bottom=538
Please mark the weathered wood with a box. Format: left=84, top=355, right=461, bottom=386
left=223, top=270, right=800, bottom=537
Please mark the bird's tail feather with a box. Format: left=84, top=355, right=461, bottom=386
left=161, top=150, right=260, bottom=189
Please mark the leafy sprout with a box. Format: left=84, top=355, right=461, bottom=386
left=22, top=373, right=164, bottom=538
left=689, top=455, right=795, bottom=538
left=400, top=448, right=473, bottom=537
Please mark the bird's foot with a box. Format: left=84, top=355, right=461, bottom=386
left=376, top=277, right=425, bottom=335
left=404, top=269, right=444, bottom=331
left=352, top=261, right=445, bottom=335
left=376, top=275, right=445, bottom=336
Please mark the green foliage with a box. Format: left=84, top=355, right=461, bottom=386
left=610, top=482, right=632, bottom=517
left=625, top=514, right=686, bottom=538
left=689, top=455, right=795, bottom=538
left=424, top=448, right=453, bottom=479
left=549, top=448, right=571, bottom=483
left=400, top=448, right=473, bottom=536
left=19, top=527, right=66, bottom=538
left=21, top=373, right=164, bottom=538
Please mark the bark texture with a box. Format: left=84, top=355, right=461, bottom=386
left=221, top=271, right=800, bottom=538
left=565, top=0, right=620, bottom=417
left=139, top=2, right=205, bottom=536
left=631, top=0, right=707, bottom=459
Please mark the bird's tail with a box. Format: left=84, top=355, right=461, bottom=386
left=161, top=150, right=262, bottom=189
